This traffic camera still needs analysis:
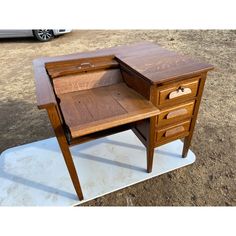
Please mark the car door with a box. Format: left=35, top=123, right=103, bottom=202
left=0, top=30, right=33, bottom=38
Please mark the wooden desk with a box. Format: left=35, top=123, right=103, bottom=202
left=33, top=42, right=213, bottom=200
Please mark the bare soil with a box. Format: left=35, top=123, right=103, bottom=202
left=0, top=30, right=235, bottom=206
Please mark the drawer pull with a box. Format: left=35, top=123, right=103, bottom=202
left=77, top=62, right=95, bottom=69
left=166, top=108, right=188, bottom=119
left=169, top=87, right=192, bottom=99
left=165, top=126, right=185, bottom=137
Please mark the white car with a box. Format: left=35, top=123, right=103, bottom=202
left=0, top=29, right=72, bottom=42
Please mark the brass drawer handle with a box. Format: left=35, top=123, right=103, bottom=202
left=166, top=108, right=188, bottom=119
left=77, top=62, right=95, bottom=69
left=169, top=87, right=192, bottom=99
left=165, top=126, right=185, bottom=137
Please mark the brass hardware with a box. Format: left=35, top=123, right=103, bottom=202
left=169, top=87, right=192, bottom=99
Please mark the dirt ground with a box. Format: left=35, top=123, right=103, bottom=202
left=0, top=30, right=235, bottom=206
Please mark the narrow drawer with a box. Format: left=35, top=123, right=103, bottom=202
left=156, top=101, right=195, bottom=127
left=158, top=76, right=200, bottom=106
left=155, top=120, right=191, bottom=143
left=45, top=55, right=118, bottom=79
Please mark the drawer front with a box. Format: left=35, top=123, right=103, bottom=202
left=155, top=120, right=191, bottom=144
left=156, top=101, right=195, bottom=127
left=46, top=55, right=118, bottom=79
left=158, top=76, right=200, bottom=106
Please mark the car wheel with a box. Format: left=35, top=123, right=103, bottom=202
left=33, top=29, right=54, bottom=42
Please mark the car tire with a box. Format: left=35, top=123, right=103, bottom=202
left=33, top=29, right=54, bottom=42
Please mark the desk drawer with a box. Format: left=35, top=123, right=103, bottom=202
left=46, top=55, right=118, bottom=78
left=158, top=76, right=200, bottom=106
left=155, top=120, right=191, bottom=144
left=156, top=101, right=195, bottom=127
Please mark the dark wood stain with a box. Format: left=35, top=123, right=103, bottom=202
left=33, top=42, right=214, bottom=200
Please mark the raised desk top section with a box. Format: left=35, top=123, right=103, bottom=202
left=115, top=43, right=214, bottom=84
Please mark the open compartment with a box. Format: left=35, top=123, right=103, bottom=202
left=45, top=55, right=159, bottom=139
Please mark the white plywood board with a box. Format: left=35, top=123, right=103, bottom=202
left=0, top=131, right=195, bottom=206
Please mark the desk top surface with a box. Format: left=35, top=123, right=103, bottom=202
left=33, top=42, right=214, bottom=109
left=37, top=41, right=214, bottom=85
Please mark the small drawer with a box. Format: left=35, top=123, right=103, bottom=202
left=155, top=120, right=191, bottom=144
left=156, top=101, right=195, bottom=127
left=158, top=76, right=200, bottom=106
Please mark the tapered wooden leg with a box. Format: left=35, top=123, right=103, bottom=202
left=147, top=146, right=154, bottom=173
left=146, top=116, right=156, bottom=173
left=58, top=141, right=84, bottom=200
left=182, top=135, right=191, bottom=158
left=47, top=106, right=84, bottom=200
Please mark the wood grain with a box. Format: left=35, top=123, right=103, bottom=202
left=37, top=42, right=213, bottom=85
left=53, top=69, right=123, bottom=95
left=121, top=66, right=151, bottom=99
left=182, top=73, right=208, bottom=157
left=33, top=42, right=214, bottom=198
left=47, top=105, right=84, bottom=200
left=166, top=108, right=188, bottom=119
left=155, top=120, right=191, bottom=144
left=169, top=87, right=192, bottom=99
left=165, top=126, right=185, bottom=137
left=58, top=83, right=160, bottom=138
left=158, top=76, right=200, bottom=106
left=33, top=58, right=57, bottom=109
left=45, top=55, right=118, bottom=78
left=156, top=101, right=195, bottom=127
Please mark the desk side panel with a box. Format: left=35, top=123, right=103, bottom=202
left=33, top=58, right=57, bottom=109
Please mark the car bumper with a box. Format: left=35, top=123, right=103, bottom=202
left=53, top=29, right=72, bottom=35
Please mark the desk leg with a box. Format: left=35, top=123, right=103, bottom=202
left=182, top=74, right=207, bottom=158
left=47, top=106, right=84, bottom=201
left=182, top=135, right=191, bottom=158
left=146, top=116, right=156, bottom=173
